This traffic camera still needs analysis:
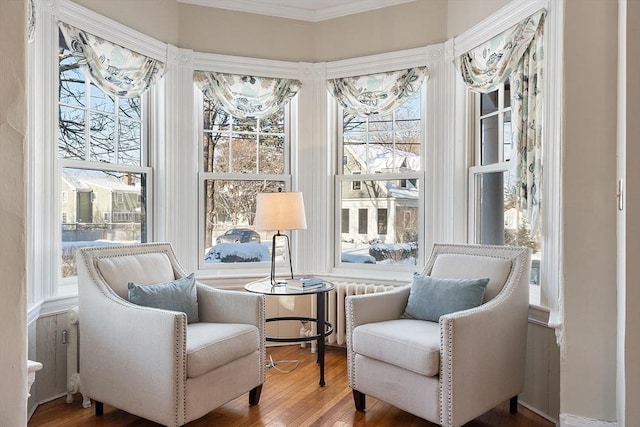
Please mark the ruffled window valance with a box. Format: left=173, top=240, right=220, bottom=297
left=58, top=22, right=166, bottom=98
left=194, top=71, right=301, bottom=119
left=326, top=67, right=428, bottom=117
left=456, top=9, right=546, bottom=234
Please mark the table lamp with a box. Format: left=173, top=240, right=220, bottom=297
left=255, top=190, right=307, bottom=286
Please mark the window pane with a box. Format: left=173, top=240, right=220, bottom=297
left=340, top=178, right=419, bottom=266
left=203, top=179, right=284, bottom=263
left=480, top=91, right=499, bottom=115
left=369, top=114, right=393, bottom=131
left=343, top=113, right=366, bottom=132
left=230, top=134, right=257, bottom=173
left=203, top=132, right=229, bottom=173
left=58, top=106, right=85, bottom=159
left=480, top=115, right=500, bottom=165
left=259, top=135, right=285, bottom=174
left=118, top=118, right=142, bottom=166
left=503, top=111, right=512, bottom=162
left=90, top=83, right=115, bottom=113
left=474, top=171, right=541, bottom=270
left=204, top=99, right=231, bottom=132
left=119, top=97, right=141, bottom=120
left=89, top=112, right=116, bottom=163
left=233, top=115, right=257, bottom=133
left=59, top=67, right=85, bottom=107
left=61, top=168, right=147, bottom=277
left=261, top=110, right=285, bottom=134
left=504, top=81, right=511, bottom=108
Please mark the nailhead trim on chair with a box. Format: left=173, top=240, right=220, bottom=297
left=430, top=244, right=529, bottom=427
left=78, top=243, right=190, bottom=427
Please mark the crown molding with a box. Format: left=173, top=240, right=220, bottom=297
left=177, top=0, right=415, bottom=22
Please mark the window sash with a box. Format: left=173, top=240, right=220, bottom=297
left=197, top=93, right=292, bottom=271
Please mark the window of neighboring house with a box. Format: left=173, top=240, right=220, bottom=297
left=337, top=86, right=424, bottom=267
left=61, top=212, right=68, bottom=223
left=377, top=208, right=388, bottom=235
left=341, top=208, right=350, bottom=234
left=199, top=95, right=290, bottom=266
left=358, top=209, right=368, bottom=234
left=468, top=82, right=542, bottom=295
left=61, top=191, right=68, bottom=204
left=58, top=30, right=150, bottom=279
left=352, top=172, right=361, bottom=190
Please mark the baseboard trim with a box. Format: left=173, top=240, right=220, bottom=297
left=560, top=413, right=617, bottom=427
left=519, top=399, right=558, bottom=425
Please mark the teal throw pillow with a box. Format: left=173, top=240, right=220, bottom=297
left=128, top=273, right=199, bottom=324
left=403, top=275, right=490, bottom=322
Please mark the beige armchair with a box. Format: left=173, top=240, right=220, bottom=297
left=346, top=244, right=531, bottom=427
left=76, top=242, right=265, bottom=427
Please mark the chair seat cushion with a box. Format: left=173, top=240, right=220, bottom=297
left=352, top=318, right=440, bottom=376
left=186, top=322, right=259, bottom=378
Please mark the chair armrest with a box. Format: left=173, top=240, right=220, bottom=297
left=345, top=285, right=410, bottom=331
left=439, top=284, right=529, bottom=427
left=79, top=284, right=187, bottom=423
left=196, top=283, right=265, bottom=329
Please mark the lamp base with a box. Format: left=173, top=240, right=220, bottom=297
left=270, top=231, right=294, bottom=286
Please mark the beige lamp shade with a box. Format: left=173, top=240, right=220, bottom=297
left=255, top=191, right=307, bottom=231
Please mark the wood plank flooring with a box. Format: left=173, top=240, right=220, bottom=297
left=29, top=345, right=554, bottom=427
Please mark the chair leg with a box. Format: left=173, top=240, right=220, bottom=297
left=353, top=389, right=366, bottom=412
left=509, top=395, right=518, bottom=413
left=249, top=385, right=263, bottom=406
left=95, top=401, right=103, bottom=416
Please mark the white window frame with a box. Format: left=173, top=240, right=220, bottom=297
left=453, top=0, right=562, bottom=323
left=325, top=45, right=448, bottom=283
left=191, top=53, right=302, bottom=278
left=29, top=0, right=165, bottom=311
left=195, top=90, right=293, bottom=272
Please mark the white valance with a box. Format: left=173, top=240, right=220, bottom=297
left=326, top=67, right=428, bottom=117
left=194, top=71, right=301, bottom=119
left=58, top=21, right=166, bottom=98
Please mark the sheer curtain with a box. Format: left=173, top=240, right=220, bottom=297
left=457, top=9, right=546, bottom=233
left=58, top=22, right=166, bottom=98
left=326, top=67, right=428, bottom=117
left=194, top=71, right=301, bottom=119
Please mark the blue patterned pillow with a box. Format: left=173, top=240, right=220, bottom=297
left=402, top=275, right=489, bottom=322
left=128, top=273, right=199, bottom=324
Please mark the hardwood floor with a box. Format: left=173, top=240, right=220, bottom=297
left=29, top=345, right=554, bottom=427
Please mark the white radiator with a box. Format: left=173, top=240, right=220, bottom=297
left=323, top=282, right=396, bottom=346
left=65, top=306, right=90, bottom=408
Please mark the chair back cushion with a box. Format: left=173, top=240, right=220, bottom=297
left=96, top=252, right=175, bottom=299
left=430, top=253, right=512, bottom=302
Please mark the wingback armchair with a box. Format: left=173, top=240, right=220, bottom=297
left=346, top=244, right=531, bottom=427
left=76, top=243, right=265, bottom=427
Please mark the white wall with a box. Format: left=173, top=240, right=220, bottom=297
left=562, top=0, right=618, bottom=422
left=0, top=0, right=28, bottom=425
